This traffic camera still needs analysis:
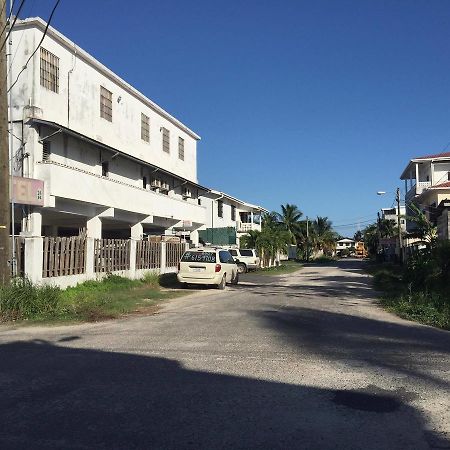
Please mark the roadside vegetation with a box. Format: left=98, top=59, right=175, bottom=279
left=251, top=260, right=303, bottom=276
left=0, top=272, right=187, bottom=325
left=364, top=206, right=450, bottom=330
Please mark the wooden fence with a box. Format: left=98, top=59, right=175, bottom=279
left=94, top=239, right=130, bottom=273
left=166, top=242, right=186, bottom=268
left=43, top=236, right=87, bottom=278
left=136, top=240, right=161, bottom=270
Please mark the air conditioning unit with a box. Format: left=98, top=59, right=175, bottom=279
left=160, top=182, right=170, bottom=191
left=151, top=179, right=161, bottom=188
left=182, top=188, right=192, bottom=198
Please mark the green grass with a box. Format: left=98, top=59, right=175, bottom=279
left=252, top=260, right=303, bottom=276
left=0, top=272, right=189, bottom=325
left=309, top=255, right=337, bottom=264
left=365, top=263, right=450, bottom=330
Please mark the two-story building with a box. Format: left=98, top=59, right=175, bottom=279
left=400, top=151, right=450, bottom=239
left=381, top=206, right=406, bottom=232
left=10, top=17, right=207, bottom=244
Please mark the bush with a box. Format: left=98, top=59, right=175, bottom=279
left=0, top=278, right=61, bottom=321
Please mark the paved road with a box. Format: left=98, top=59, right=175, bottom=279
left=0, top=260, right=449, bottom=449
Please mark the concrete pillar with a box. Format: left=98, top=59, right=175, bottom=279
left=130, top=222, right=143, bottom=240
left=415, top=163, right=419, bottom=187
left=24, top=237, right=43, bottom=283
left=85, top=238, right=96, bottom=276
left=430, top=161, right=434, bottom=185
left=160, top=241, right=166, bottom=273
left=86, top=216, right=102, bottom=238
left=129, top=223, right=143, bottom=275
left=28, top=208, right=42, bottom=236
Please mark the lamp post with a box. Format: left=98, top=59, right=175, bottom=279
left=377, top=189, right=403, bottom=263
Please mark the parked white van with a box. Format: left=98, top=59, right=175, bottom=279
left=228, top=248, right=260, bottom=273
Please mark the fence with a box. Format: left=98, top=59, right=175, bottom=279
left=166, top=242, right=186, bottom=268
left=136, top=240, right=161, bottom=270
left=94, top=239, right=130, bottom=273
left=43, top=236, right=87, bottom=278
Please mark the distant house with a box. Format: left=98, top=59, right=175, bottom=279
left=400, top=151, right=450, bottom=239
left=336, top=238, right=355, bottom=254
left=381, top=207, right=406, bottom=232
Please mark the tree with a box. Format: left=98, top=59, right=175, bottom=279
left=276, top=203, right=303, bottom=244
left=362, top=223, right=379, bottom=256
left=353, top=230, right=363, bottom=242
left=240, top=230, right=260, bottom=249
left=310, top=216, right=339, bottom=256
left=407, top=203, right=437, bottom=246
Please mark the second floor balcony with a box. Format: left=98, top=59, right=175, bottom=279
left=405, top=181, right=431, bottom=202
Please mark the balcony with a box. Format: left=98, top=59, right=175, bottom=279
left=405, top=181, right=431, bottom=202
left=35, top=161, right=206, bottom=224
left=237, top=221, right=262, bottom=233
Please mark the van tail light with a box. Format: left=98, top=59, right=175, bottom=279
left=215, top=264, right=221, bottom=273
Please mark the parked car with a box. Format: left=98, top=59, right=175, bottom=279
left=177, top=247, right=239, bottom=289
left=228, top=248, right=260, bottom=273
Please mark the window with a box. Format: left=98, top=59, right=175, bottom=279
left=219, top=250, right=234, bottom=264
left=178, top=137, right=185, bottom=160
left=102, top=161, right=109, bottom=177
left=42, top=141, right=51, bottom=161
left=161, top=127, right=170, bottom=153
left=40, top=48, right=59, bottom=93
left=198, top=198, right=202, bottom=206
left=141, top=113, right=150, bottom=142
left=143, top=176, right=148, bottom=189
left=239, top=249, right=253, bottom=257
left=100, top=86, right=112, bottom=121
left=229, top=249, right=238, bottom=256
left=231, top=205, right=236, bottom=221
left=217, top=200, right=223, bottom=218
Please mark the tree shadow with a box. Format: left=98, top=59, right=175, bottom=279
left=0, top=340, right=446, bottom=449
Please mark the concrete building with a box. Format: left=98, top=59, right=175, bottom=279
left=336, top=238, right=355, bottom=254
left=381, top=206, right=406, bottom=232
left=9, top=17, right=207, bottom=244
left=400, top=151, right=450, bottom=239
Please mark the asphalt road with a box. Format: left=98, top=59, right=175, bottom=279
left=0, top=259, right=449, bottom=450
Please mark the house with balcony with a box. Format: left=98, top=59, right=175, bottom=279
left=198, top=190, right=268, bottom=246
left=9, top=17, right=207, bottom=244
left=400, top=151, right=450, bottom=239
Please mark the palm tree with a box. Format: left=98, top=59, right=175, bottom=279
left=407, top=203, right=437, bottom=246
left=311, top=216, right=338, bottom=256
left=276, top=203, right=303, bottom=244
left=240, top=230, right=260, bottom=249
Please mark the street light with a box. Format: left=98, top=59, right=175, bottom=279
left=377, top=188, right=403, bottom=263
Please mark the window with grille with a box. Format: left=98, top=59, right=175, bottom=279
left=100, top=86, right=113, bottom=121
left=231, top=205, right=236, bottom=221
left=141, top=113, right=150, bottom=142
left=218, top=200, right=223, bottom=218
left=42, top=141, right=51, bottom=161
left=102, top=161, right=109, bottom=177
left=162, top=127, right=170, bottom=153
left=178, top=137, right=185, bottom=160
left=40, top=48, right=59, bottom=93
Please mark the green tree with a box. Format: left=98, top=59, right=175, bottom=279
left=407, top=203, right=437, bottom=246
left=240, top=230, right=260, bottom=249
left=310, top=216, right=339, bottom=256
left=276, top=203, right=303, bottom=244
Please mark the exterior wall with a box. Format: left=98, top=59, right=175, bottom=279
left=11, top=20, right=199, bottom=184
left=437, top=210, right=450, bottom=240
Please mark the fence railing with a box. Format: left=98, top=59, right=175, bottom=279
left=166, top=242, right=185, bottom=268
left=136, top=240, right=161, bottom=270
left=43, top=236, right=87, bottom=278
left=94, top=239, right=130, bottom=273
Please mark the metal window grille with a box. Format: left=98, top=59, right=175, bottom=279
left=162, top=127, right=170, bottom=153
left=40, top=48, right=59, bottom=93
left=141, top=113, right=150, bottom=142
left=178, top=137, right=185, bottom=160
left=102, top=161, right=109, bottom=177
left=42, top=141, right=51, bottom=161
left=218, top=200, right=223, bottom=218
left=100, top=86, right=113, bottom=121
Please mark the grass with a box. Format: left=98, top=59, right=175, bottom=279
left=365, top=262, right=450, bottom=330
left=252, top=260, right=303, bottom=276
left=0, top=272, right=189, bottom=325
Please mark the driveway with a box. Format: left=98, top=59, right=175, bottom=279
left=0, top=260, right=449, bottom=449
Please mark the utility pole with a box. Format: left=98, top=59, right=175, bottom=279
left=306, top=216, right=309, bottom=262
left=0, top=5, right=11, bottom=284
left=396, top=187, right=403, bottom=264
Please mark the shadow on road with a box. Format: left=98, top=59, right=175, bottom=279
left=0, top=340, right=447, bottom=449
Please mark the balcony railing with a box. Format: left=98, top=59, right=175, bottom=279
left=237, top=222, right=261, bottom=232
left=405, top=181, right=431, bottom=202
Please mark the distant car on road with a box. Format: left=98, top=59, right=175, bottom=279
left=228, top=248, right=260, bottom=273
left=177, top=247, right=239, bottom=289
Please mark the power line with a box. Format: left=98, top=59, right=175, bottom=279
left=7, top=0, right=61, bottom=93
left=0, top=0, right=26, bottom=54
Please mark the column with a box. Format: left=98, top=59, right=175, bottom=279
left=86, top=216, right=102, bottom=275
left=24, top=207, right=43, bottom=283
left=129, top=222, right=143, bottom=276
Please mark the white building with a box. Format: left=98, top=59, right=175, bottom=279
left=10, top=17, right=207, bottom=243
left=336, top=238, right=355, bottom=254
left=199, top=190, right=268, bottom=246
left=380, top=207, right=406, bottom=232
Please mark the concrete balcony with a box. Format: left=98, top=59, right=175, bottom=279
left=237, top=222, right=262, bottom=233
left=405, top=181, right=431, bottom=202
left=35, top=161, right=206, bottom=224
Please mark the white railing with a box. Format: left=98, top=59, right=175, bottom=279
left=237, top=222, right=261, bottom=232
left=405, top=181, right=431, bottom=202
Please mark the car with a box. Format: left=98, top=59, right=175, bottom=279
left=228, top=248, right=260, bottom=273
left=177, top=247, right=239, bottom=289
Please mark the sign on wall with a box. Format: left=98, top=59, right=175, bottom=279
left=11, top=177, right=44, bottom=206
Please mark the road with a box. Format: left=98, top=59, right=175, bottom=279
left=0, top=259, right=449, bottom=449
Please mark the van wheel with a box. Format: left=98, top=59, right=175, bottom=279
left=231, top=271, right=239, bottom=285
left=218, top=275, right=226, bottom=290
left=237, top=263, right=247, bottom=274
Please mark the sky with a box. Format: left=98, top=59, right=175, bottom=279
left=12, top=0, right=450, bottom=236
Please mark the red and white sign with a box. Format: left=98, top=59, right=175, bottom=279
left=11, top=177, right=44, bottom=206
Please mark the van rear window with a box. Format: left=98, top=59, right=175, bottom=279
left=181, top=251, right=216, bottom=263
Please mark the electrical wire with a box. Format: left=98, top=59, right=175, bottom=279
left=7, top=0, right=61, bottom=93
left=0, top=0, right=26, bottom=53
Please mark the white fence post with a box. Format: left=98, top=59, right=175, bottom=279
left=85, top=238, right=95, bottom=275
left=160, top=242, right=166, bottom=274
left=24, top=237, right=43, bottom=283
left=129, top=239, right=137, bottom=276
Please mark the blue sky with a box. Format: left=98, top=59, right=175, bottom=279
left=15, top=0, right=450, bottom=236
